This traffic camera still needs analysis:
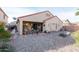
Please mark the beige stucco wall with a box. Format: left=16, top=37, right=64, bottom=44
left=16, top=22, right=20, bottom=34
left=0, top=9, right=8, bottom=24
left=0, top=9, right=4, bottom=22
left=43, top=16, right=63, bottom=32
left=4, top=16, right=8, bottom=24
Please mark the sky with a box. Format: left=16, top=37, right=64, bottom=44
left=1, top=7, right=79, bottom=23
left=0, top=0, right=79, bottom=7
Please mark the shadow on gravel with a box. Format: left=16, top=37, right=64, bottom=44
left=11, top=31, right=75, bottom=52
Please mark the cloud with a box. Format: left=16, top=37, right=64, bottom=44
left=2, top=7, right=37, bottom=17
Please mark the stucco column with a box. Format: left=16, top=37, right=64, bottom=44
left=19, top=21, right=23, bottom=35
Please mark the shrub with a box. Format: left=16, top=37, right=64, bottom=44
left=0, top=21, right=13, bottom=52
left=0, top=21, right=11, bottom=41
left=0, top=31, right=11, bottom=41
left=0, top=22, right=5, bottom=32
left=72, top=31, right=79, bottom=44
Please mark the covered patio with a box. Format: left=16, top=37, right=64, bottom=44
left=22, top=21, right=43, bottom=35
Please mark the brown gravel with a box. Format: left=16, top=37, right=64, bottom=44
left=47, top=44, right=79, bottom=52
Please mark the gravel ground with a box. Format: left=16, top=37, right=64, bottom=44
left=10, top=31, right=75, bottom=52
left=48, top=44, right=79, bottom=52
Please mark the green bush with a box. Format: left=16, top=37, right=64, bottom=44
left=0, top=31, right=11, bottom=38
left=0, top=22, right=5, bottom=32
left=0, top=22, right=11, bottom=41
left=0, top=22, right=14, bottom=52
left=72, top=31, right=79, bottom=44
left=0, top=31, right=11, bottom=42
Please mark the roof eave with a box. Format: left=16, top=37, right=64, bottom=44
left=0, top=8, right=8, bottom=17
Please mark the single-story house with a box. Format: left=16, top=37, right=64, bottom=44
left=0, top=8, right=8, bottom=25
left=17, top=11, right=63, bottom=35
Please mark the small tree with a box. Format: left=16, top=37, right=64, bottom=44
left=75, top=9, right=79, bottom=16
